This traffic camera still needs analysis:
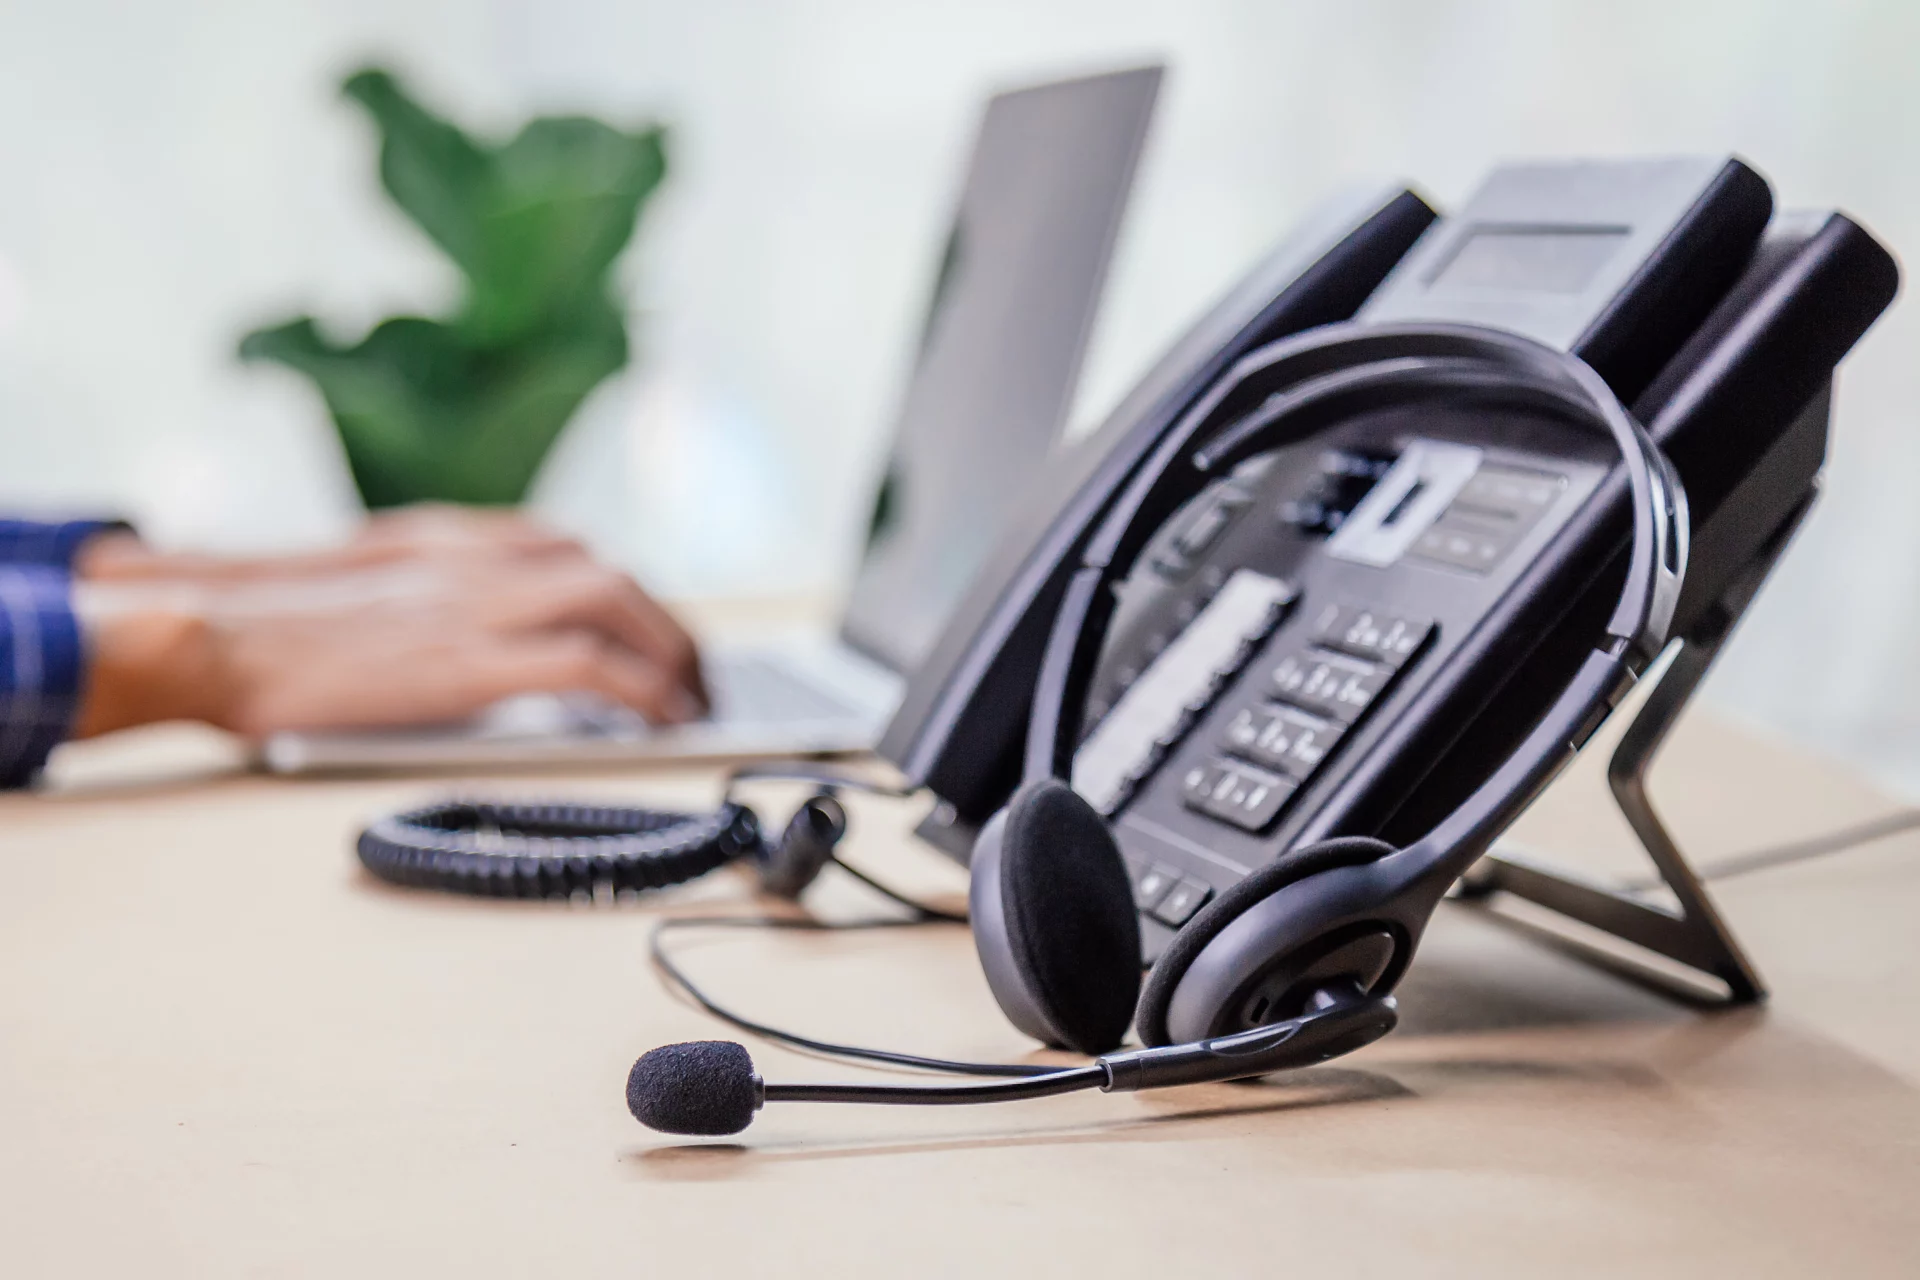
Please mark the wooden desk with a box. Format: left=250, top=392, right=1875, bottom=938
left=2, top=709, right=1917, bottom=1276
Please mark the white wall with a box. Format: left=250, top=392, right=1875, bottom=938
left=1, top=1, right=1917, bottom=786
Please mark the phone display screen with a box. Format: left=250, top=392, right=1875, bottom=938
left=1428, top=226, right=1629, bottom=294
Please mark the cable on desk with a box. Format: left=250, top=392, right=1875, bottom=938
left=647, top=856, right=1049, bottom=1080
left=1619, top=808, right=1920, bottom=893
left=649, top=916, right=1050, bottom=1079
left=1695, top=809, right=1920, bottom=883
left=826, top=853, right=968, bottom=924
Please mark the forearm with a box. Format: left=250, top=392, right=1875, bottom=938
left=72, top=531, right=394, bottom=584
left=68, top=585, right=224, bottom=737
left=1, top=509, right=705, bottom=752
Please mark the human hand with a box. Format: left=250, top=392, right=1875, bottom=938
left=74, top=503, right=585, bottom=583
left=70, top=534, right=705, bottom=739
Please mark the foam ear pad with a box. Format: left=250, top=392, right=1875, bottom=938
left=1135, top=836, right=1395, bottom=1046
left=985, top=779, right=1142, bottom=1055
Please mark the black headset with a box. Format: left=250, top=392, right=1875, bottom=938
left=966, top=319, right=1686, bottom=1056
left=386, top=317, right=1688, bottom=1136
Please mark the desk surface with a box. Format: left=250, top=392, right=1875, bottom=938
left=3, top=706, right=1918, bottom=1276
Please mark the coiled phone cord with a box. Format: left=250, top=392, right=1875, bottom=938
left=357, top=797, right=764, bottom=898
left=355, top=763, right=919, bottom=901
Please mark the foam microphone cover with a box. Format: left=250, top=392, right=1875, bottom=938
left=626, top=1040, right=760, bottom=1135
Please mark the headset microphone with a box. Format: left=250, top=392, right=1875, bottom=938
left=626, top=981, right=1395, bottom=1136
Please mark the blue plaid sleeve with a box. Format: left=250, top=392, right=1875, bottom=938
left=0, top=566, right=86, bottom=787
left=0, top=518, right=131, bottom=570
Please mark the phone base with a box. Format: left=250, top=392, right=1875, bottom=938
left=1453, top=493, right=1817, bottom=1005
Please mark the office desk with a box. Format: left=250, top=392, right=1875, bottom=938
left=2, top=709, right=1917, bottom=1276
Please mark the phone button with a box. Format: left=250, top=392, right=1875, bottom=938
left=1133, top=863, right=1180, bottom=911
left=1408, top=517, right=1514, bottom=573
left=1174, top=493, right=1250, bottom=559
left=1269, top=649, right=1389, bottom=722
left=1219, top=703, right=1342, bottom=779
left=1152, top=877, right=1214, bottom=927
left=1181, top=761, right=1230, bottom=806
left=1310, top=605, right=1433, bottom=668
left=1181, top=758, right=1295, bottom=832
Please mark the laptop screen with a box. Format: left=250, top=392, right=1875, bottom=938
left=837, top=65, right=1161, bottom=675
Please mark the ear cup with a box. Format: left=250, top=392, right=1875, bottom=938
left=968, top=779, right=1141, bottom=1054
left=1135, top=836, right=1395, bottom=1046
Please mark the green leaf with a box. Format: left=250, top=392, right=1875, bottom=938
left=464, top=117, right=667, bottom=341
left=240, top=304, right=627, bottom=508
left=246, top=67, right=668, bottom=508
left=342, top=68, right=491, bottom=276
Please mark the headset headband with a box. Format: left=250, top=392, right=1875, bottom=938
left=1025, top=320, right=1687, bottom=885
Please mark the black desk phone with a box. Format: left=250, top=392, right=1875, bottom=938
left=881, top=156, right=1897, bottom=995
left=594, top=154, right=1900, bottom=1133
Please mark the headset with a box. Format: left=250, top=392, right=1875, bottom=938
left=623, top=318, right=1690, bottom=1136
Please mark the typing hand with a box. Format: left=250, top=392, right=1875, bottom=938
left=69, top=511, right=705, bottom=738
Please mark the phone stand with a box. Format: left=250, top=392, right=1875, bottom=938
left=1452, top=492, right=1817, bottom=1005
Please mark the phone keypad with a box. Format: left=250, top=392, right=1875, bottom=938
left=1182, top=603, right=1433, bottom=835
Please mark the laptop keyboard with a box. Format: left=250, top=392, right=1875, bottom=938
left=705, top=653, right=861, bottom=724
left=550, top=651, right=860, bottom=738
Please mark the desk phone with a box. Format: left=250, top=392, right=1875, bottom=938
left=618, top=154, right=1897, bottom=1135
left=883, top=156, right=1896, bottom=975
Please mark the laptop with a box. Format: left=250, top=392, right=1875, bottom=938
left=261, top=64, right=1163, bottom=774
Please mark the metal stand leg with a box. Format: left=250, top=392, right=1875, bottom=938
left=1456, top=496, right=1817, bottom=1005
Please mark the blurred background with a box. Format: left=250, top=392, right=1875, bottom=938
left=0, top=0, right=1915, bottom=788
